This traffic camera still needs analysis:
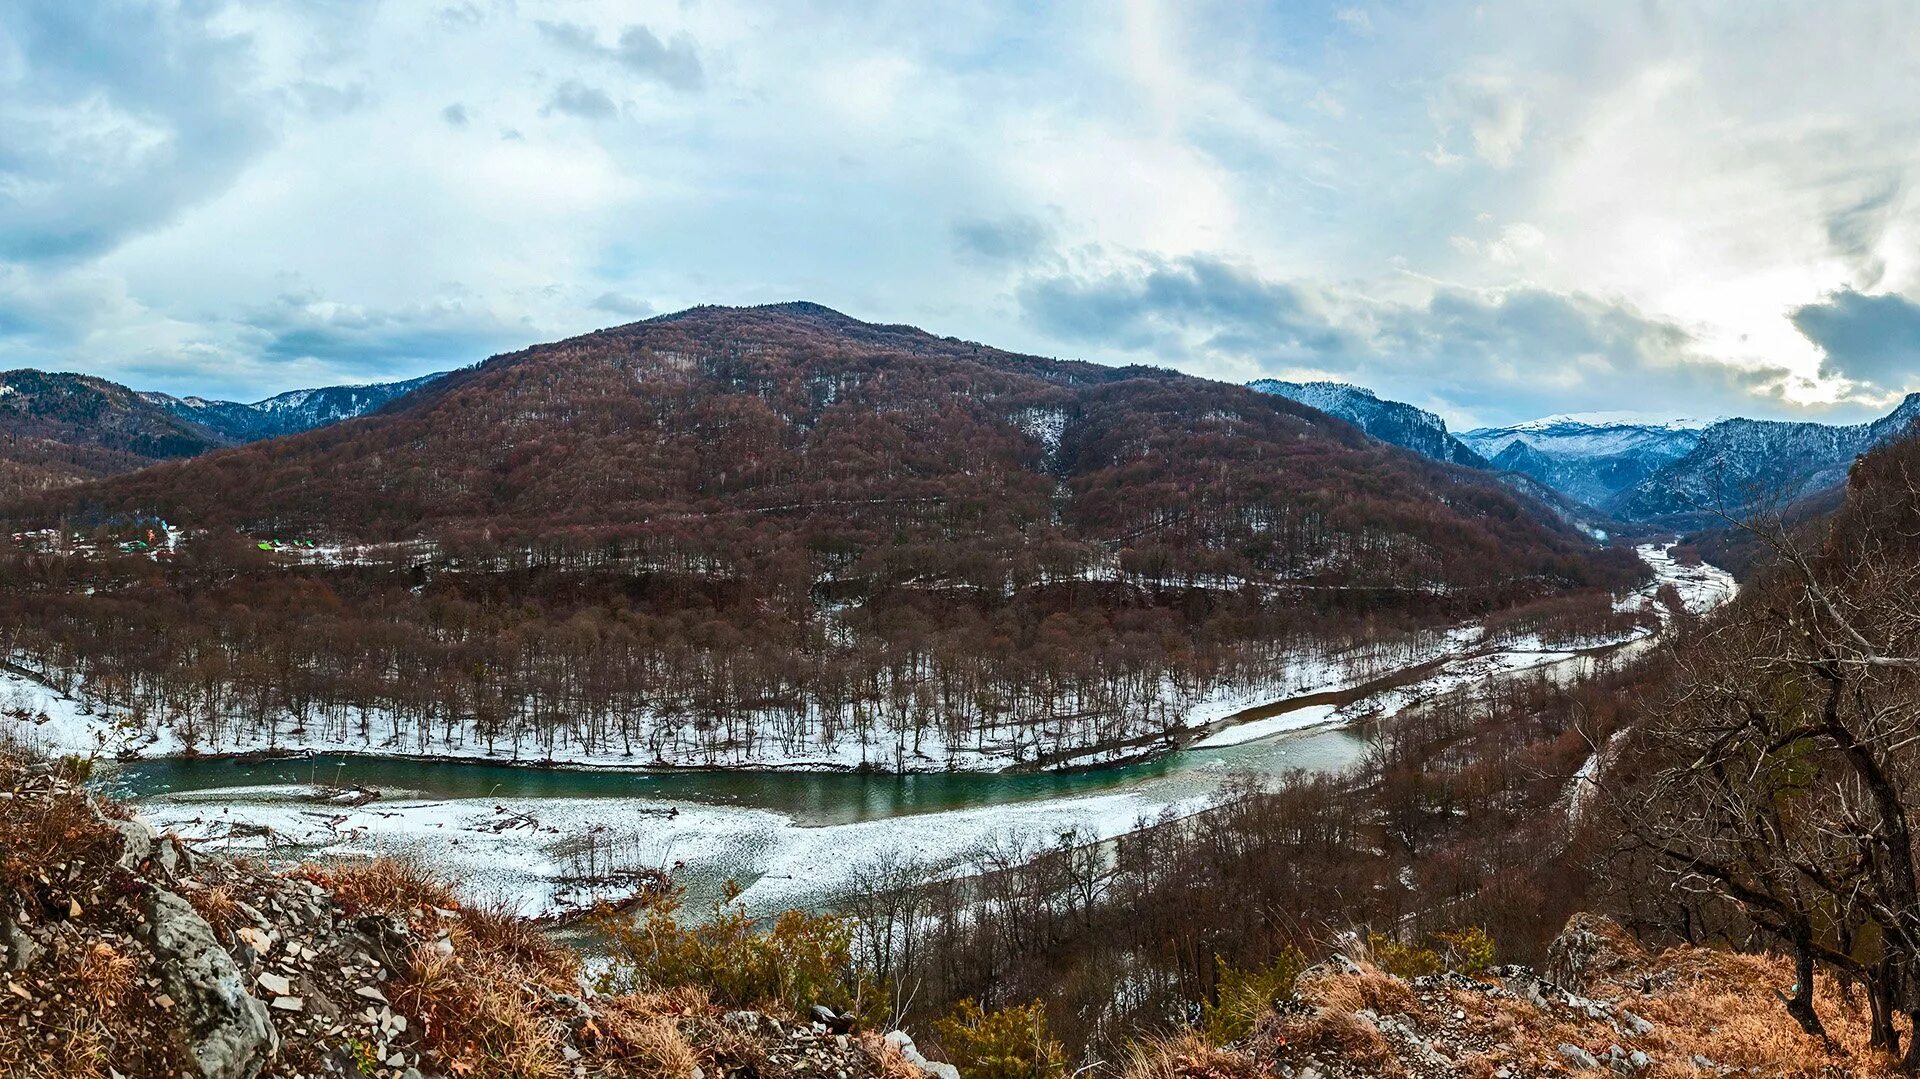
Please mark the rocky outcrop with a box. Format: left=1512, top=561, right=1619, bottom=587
left=1546, top=912, right=1651, bottom=994
left=0, top=751, right=961, bottom=1079
left=142, top=889, right=279, bottom=1079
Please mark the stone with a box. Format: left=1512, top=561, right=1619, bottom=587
left=271, top=996, right=304, bottom=1012
left=1547, top=913, right=1649, bottom=993
left=256, top=972, right=292, bottom=996
left=109, top=818, right=157, bottom=872
left=1559, top=1043, right=1600, bottom=1070
left=884, top=1031, right=960, bottom=1079
left=0, top=916, right=41, bottom=972
left=141, top=889, right=279, bottom=1079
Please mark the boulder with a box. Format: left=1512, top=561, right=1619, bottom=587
left=142, top=888, right=279, bottom=1079
left=885, top=1030, right=960, bottom=1079
left=1547, top=913, right=1649, bottom=993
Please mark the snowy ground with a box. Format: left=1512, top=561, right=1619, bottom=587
left=130, top=777, right=1191, bottom=920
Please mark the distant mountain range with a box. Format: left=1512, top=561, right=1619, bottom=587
left=1458, top=414, right=1708, bottom=512
left=140, top=374, right=444, bottom=442
left=0, top=369, right=444, bottom=498
left=1249, top=377, right=1920, bottom=530
left=1460, top=399, right=1920, bottom=526
left=1249, top=380, right=1488, bottom=468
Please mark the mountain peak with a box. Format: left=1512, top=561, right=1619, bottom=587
left=1249, top=379, right=1486, bottom=468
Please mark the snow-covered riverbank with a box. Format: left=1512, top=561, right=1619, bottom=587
left=3, top=544, right=1725, bottom=774
left=11, top=544, right=1738, bottom=920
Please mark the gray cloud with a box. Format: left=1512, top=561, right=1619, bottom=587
left=1824, top=177, right=1903, bottom=290
left=1022, top=255, right=1790, bottom=421
left=238, top=292, right=529, bottom=375
left=441, top=103, right=470, bottom=127
left=536, top=21, right=703, bottom=92
left=952, top=215, right=1053, bottom=264
left=591, top=292, right=654, bottom=319
left=0, top=1, right=272, bottom=263
left=1792, top=289, right=1920, bottom=391
left=545, top=82, right=618, bottom=121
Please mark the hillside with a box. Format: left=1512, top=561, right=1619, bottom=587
left=0, top=303, right=1642, bottom=772
left=3, top=748, right=1896, bottom=1079
left=0, top=751, right=948, bottom=1079
left=1248, top=379, right=1487, bottom=468
left=0, top=370, right=236, bottom=499
left=0, top=370, right=445, bottom=503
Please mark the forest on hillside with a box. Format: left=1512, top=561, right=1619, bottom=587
left=0, top=307, right=1642, bottom=764
left=830, top=430, right=1920, bottom=1067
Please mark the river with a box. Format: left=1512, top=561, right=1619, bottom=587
left=93, top=545, right=1735, bottom=920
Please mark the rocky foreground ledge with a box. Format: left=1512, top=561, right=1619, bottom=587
left=0, top=754, right=955, bottom=1079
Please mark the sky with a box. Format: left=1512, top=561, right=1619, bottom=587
left=5, top=1, right=1920, bottom=427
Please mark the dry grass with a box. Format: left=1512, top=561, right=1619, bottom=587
left=1299, top=966, right=1417, bottom=1016
left=1122, top=1032, right=1262, bottom=1079
left=594, top=988, right=710, bottom=1079
left=1616, top=947, right=1905, bottom=1077
left=298, top=854, right=460, bottom=917
left=400, top=945, right=573, bottom=1079
left=183, top=880, right=243, bottom=937
left=72, top=941, right=137, bottom=1010
left=863, top=1031, right=935, bottom=1079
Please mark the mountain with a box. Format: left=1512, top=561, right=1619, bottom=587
left=61, top=305, right=1616, bottom=580
left=1250, top=379, right=1488, bottom=467
left=0, top=370, right=236, bottom=499
left=3, top=302, right=1642, bottom=771
left=140, top=372, right=444, bottom=441
left=1610, top=395, right=1920, bottom=524
left=1463, top=398, right=1920, bottom=527
left=0, top=369, right=445, bottom=503
left=1459, top=414, right=1706, bottom=511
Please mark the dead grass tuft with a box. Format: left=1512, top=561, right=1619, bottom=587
left=1122, top=1031, right=1262, bottom=1079
left=299, top=854, right=459, bottom=918
left=1299, top=966, right=1417, bottom=1017
left=397, top=946, right=572, bottom=1079
left=72, top=941, right=138, bottom=1011
left=183, top=880, right=243, bottom=937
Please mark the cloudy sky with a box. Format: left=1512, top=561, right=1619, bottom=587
left=5, top=1, right=1920, bottom=426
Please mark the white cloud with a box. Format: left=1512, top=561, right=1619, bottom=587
left=0, top=0, right=1918, bottom=421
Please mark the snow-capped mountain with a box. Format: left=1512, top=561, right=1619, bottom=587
left=1464, top=396, right=1920, bottom=525
left=1250, top=379, right=1487, bottom=467
left=1459, top=415, right=1706, bottom=510
left=1611, top=394, right=1920, bottom=523
left=142, top=372, right=444, bottom=442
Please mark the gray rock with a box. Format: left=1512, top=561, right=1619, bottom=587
left=1559, top=1043, right=1600, bottom=1070
left=110, top=817, right=156, bottom=871
left=0, top=915, right=41, bottom=972
left=885, top=1030, right=960, bottom=1079
left=142, top=888, right=279, bottom=1079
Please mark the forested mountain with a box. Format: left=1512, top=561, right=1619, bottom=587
left=0, top=369, right=445, bottom=501
left=1, top=302, right=1641, bottom=769
left=1463, top=397, right=1920, bottom=527
left=1249, top=379, right=1488, bottom=467
left=0, top=370, right=236, bottom=499
left=140, top=372, right=444, bottom=441
left=1610, top=394, right=1920, bottom=524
